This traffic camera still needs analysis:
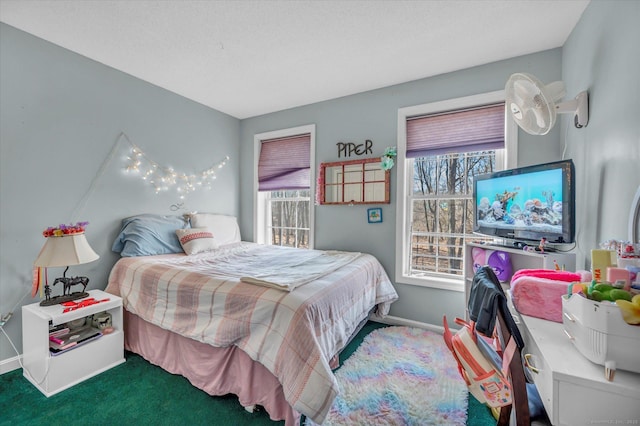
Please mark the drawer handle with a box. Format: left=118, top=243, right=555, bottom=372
left=524, top=353, right=540, bottom=374
left=563, top=328, right=575, bottom=341
left=563, top=311, right=575, bottom=322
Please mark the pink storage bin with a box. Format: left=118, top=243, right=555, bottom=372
left=510, top=269, right=589, bottom=323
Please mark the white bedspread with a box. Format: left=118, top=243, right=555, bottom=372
left=238, top=246, right=361, bottom=290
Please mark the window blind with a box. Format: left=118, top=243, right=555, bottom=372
left=258, top=133, right=311, bottom=191
left=406, top=103, right=505, bottom=158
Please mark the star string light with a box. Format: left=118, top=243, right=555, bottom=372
left=125, top=144, right=230, bottom=199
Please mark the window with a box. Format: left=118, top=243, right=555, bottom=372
left=395, top=91, right=517, bottom=291
left=254, top=125, right=315, bottom=249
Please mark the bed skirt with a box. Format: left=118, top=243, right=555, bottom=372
left=123, top=310, right=300, bottom=425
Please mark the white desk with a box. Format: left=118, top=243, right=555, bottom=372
left=512, top=304, right=640, bottom=425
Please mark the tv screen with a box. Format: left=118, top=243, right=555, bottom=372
left=473, top=159, right=575, bottom=245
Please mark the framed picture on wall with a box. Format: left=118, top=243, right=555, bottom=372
left=367, top=208, right=382, bottom=223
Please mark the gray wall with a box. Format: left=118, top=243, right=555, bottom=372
left=561, top=0, right=640, bottom=269
left=0, top=23, right=240, bottom=363
left=240, top=49, right=564, bottom=326
left=240, top=0, right=640, bottom=327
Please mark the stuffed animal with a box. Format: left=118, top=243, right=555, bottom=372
left=472, top=247, right=513, bottom=282
left=616, top=294, right=640, bottom=325
left=587, top=281, right=633, bottom=302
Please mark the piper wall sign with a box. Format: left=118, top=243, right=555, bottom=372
left=337, top=139, right=373, bottom=158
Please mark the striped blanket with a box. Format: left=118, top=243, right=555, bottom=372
left=105, top=242, right=397, bottom=424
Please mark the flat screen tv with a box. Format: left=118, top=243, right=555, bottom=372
left=473, top=159, right=575, bottom=246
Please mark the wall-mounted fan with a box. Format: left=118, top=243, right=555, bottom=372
left=505, top=72, right=589, bottom=135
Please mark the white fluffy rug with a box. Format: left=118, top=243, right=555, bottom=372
left=308, top=326, right=468, bottom=425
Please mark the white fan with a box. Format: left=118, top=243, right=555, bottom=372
left=505, top=72, right=589, bottom=135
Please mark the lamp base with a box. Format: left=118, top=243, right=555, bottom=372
left=39, top=291, right=90, bottom=307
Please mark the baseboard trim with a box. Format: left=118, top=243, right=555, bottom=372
left=371, top=314, right=444, bottom=334
left=0, top=355, right=22, bottom=375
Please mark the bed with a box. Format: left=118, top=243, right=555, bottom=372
left=104, top=213, right=398, bottom=425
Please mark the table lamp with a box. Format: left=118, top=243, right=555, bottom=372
left=33, top=222, right=99, bottom=306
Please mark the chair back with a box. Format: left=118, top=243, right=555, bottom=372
left=470, top=266, right=530, bottom=426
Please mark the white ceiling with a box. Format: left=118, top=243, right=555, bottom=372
left=0, top=0, right=590, bottom=119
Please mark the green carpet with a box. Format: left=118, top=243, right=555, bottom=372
left=0, top=322, right=496, bottom=425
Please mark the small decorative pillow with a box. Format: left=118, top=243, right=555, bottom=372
left=176, top=227, right=218, bottom=255
left=186, top=213, right=241, bottom=246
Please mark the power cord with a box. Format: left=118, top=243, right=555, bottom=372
left=0, top=313, right=12, bottom=327
left=0, top=284, right=52, bottom=385
left=0, top=325, right=51, bottom=385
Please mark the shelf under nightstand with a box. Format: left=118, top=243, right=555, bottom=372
left=22, top=289, right=125, bottom=397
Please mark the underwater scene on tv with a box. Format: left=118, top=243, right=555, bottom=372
left=476, top=168, right=564, bottom=236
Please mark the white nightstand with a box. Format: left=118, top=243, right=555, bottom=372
left=21, top=289, right=125, bottom=396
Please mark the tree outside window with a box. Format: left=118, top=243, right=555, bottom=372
left=410, top=151, right=496, bottom=277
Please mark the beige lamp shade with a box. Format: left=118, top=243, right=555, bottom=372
left=34, top=233, right=99, bottom=268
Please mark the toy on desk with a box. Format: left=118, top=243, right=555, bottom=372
left=567, top=281, right=638, bottom=325
left=587, top=281, right=633, bottom=303
left=606, top=267, right=631, bottom=291
left=471, top=247, right=513, bottom=282
left=538, top=237, right=547, bottom=253
left=61, top=297, right=110, bottom=313
left=591, top=249, right=616, bottom=283
left=616, top=294, right=640, bottom=325
left=568, top=281, right=589, bottom=295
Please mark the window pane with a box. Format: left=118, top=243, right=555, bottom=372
left=413, top=158, right=437, bottom=195
left=410, top=235, right=464, bottom=276
left=467, top=151, right=496, bottom=192
left=435, top=154, right=466, bottom=195
left=344, top=184, right=362, bottom=202
left=464, top=199, right=474, bottom=233
left=271, top=201, right=282, bottom=227
left=437, top=199, right=466, bottom=234
left=412, top=199, right=437, bottom=233
left=364, top=182, right=385, bottom=202
left=267, top=190, right=310, bottom=249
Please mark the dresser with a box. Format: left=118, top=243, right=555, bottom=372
left=463, top=242, right=640, bottom=425
left=511, top=303, right=640, bottom=425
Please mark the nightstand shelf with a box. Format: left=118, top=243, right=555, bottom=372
left=22, top=289, right=125, bottom=397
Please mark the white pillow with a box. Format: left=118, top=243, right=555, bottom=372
left=176, top=227, right=218, bottom=255
left=187, top=214, right=241, bottom=246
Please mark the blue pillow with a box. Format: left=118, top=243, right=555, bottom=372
left=112, top=214, right=189, bottom=257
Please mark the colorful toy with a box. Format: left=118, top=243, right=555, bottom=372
left=568, top=282, right=589, bottom=295
left=471, top=247, right=513, bottom=282
left=587, top=281, right=633, bottom=302
left=616, top=294, right=640, bottom=325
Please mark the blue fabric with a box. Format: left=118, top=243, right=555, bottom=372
left=526, top=383, right=545, bottom=419
left=112, top=214, right=189, bottom=257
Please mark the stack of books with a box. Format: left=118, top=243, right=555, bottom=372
left=49, top=325, right=102, bottom=356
